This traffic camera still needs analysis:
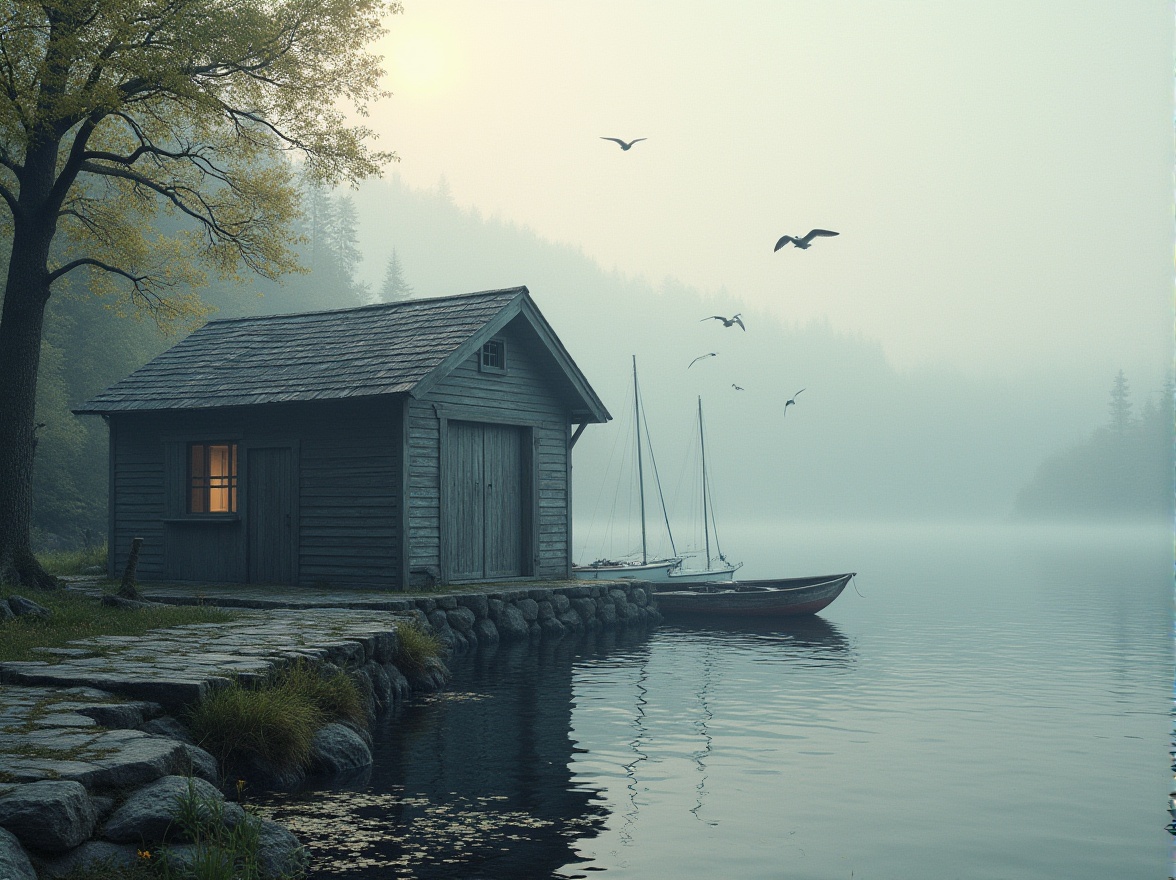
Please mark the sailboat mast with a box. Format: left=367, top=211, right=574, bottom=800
left=634, top=356, right=648, bottom=564
left=698, top=396, right=711, bottom=568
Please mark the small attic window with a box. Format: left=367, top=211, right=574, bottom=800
left=480, top=339, right=506, bottom=374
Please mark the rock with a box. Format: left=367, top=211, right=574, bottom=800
left=617, top=601, right=640, bottom=623
left=631, top=586, right=649, bottom=607
left=539, top=617, right=566, bottom=638
left=426, top=610, right=457, bottom=649
left=158, top=842, right=233, bottom=875
left=369, top=630, right=398, bottom=664
left=596, top=602, right=617, bottom=626
left=382, top=663, right=411, bottom=703
left=536, top=600, right=555, bottom=621
left=349, top=666, right=377, bottom=721
left=38, top=840, right=140, bottom=878
left=446, top=606, right=476, bottom=635
left=435, top=596, right=458, bottom=611
left=496, top=604, right=528, bottom=639
left=229, top=754, right=305, bottom=792
left=528, top=621, right=542, bottom=638
left=557, top=609, right=583, bottom=631
left=572, top=597, right=597, bottom=624
left=473, top=618, right=500, bottom=645
left=101, top=775, right=229, bottom=843
left=515, top=598, right=539, bottom=622
left=77, top=700, right=160, bottom=729
left=0, top=780, right=96, bottom=852
left=138, top=715, right=195, bottom=744
left=487, top=597, right=504, bottom=619
left=0, top=827, right=36, bottom=880
left=180, top=744, right=220, bottom=785
left=308, top=723, right=373, bottom=776
left=0, top=599, right=13, bottom=622
left=457, top=593, right=489, bottom=618
left=6, top=596, right=50, bottom=619
left=79, top=728, right=192, bottom=789
left=255, top=817, right=309, bottom=880
left=551, top=593, right=571, bottom=614
left=364, top=661, right=393, bottom=711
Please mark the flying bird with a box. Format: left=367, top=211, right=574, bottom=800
left=688, top=353, right=718, bottom=369
left=732, top=384, right=745, bottom=391
left=783, top=388, right=805, bottom=417
left=774, top=230, right=839, bottom=251
left=702, top=314, right=745, bottom=331
left=600, top=137, right=647, bottom=151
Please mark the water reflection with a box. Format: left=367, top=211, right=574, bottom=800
left=256, top=630, right=658, bottom=879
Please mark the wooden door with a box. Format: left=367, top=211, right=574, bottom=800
left=483, top=424, right=523, bottom=578
left=445, top=422, right=525, bottom=580
left=247, top=446, right=296, bottom=583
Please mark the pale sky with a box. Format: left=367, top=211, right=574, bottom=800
left=361, top=2, right=1172, bottom=384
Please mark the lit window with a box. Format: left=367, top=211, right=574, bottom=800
left=480, top=339, right=506, bottom=373
left=189, top=443, right=238, bottom=513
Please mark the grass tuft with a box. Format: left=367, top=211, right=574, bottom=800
left=187, top=661, right=365, bottom=772
left=37, top=541, right=109, bottom=576
left=394, top=620, right=442, bottom=674
left=0, top=588, right=234, bottom=664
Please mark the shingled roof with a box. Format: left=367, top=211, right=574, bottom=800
left=75, top=287, right=609, bottom=422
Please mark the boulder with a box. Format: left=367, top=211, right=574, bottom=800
left=539, top=617, right=566, bottom=638
left=551, top=593, right=571, bottom=614
left=38, top=840, right=140, bottom=878
left=495, top=604, right=529, bottom=639
left=572, top=597, right=597, bottom=624
left=473, top=618, right=500, bottom=646
left=0, top=780, right=96, bottom=851
left=307, top=723, right=372, bottom=776
left=535, top=600, right=555, bottom=621
left=77, top=700, right=160, bottom=729
left=101, top=775, right=237, bottom=844
left=515, top=598, right=539, bottom=622
left=0, top=826, right=36, bottom=880
left=364, top=661, right=393, bottom=712
left=138, top=715, right=195, bottom=744
left=255, top=817, right=309, bottom=880
left=446, top=606, right=476, bottom=635
left=457, top=593, right=489, bottom=618
left=6, top=596, right=50, bottom=619
left=558, top=609, right=583, bottom=631
left=180, top=744, right=220, bottom=785
left=0, top=599, right=13, bottom=622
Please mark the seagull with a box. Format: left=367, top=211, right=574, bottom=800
left=702, top=314, right=745, bottom=331
left=783, top=388, right=805, bottom=416
left=688, top=353, right=718, bottom=369
left=732, top=384, right=745, bottom=391
left=600, top=137, right=646, bottom=151
left=774, top=230, right=839, bottom=251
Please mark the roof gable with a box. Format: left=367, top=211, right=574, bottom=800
left=75, top=287, right=609, bottom=422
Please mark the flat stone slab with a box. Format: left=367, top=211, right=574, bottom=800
left=0, top=609, right=414, bottom=711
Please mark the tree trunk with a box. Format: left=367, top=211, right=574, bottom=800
left=0, top=224, right=59, bottom=588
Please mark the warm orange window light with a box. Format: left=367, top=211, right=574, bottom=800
left=188, top=443, right=237, bottom=513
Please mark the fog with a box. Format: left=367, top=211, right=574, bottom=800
left=342, top=175, right=1168, bottom=568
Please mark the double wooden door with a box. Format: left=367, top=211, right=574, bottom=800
left=445, top=421, right=527, bottom=581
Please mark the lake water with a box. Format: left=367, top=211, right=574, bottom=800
left=257, top=521, right=1172, bottom=879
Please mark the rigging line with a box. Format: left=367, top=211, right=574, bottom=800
left=638, top=381, right=678, bottom=557
left=580, top=394, right=631, bottom=562
left=699, top=404, right=726, bottom=561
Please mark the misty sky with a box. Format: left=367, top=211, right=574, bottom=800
left=355, top=2, right=1171, bottom=389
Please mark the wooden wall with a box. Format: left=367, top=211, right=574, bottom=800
left=108, top=398, right=401, bottom=588
left=407, top=316, right=571, bottom=583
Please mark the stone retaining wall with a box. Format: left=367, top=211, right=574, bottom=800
left=0, top=580, right=659, bottom=878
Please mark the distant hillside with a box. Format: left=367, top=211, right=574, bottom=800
left=1014, top=376, right=1173, bottom=521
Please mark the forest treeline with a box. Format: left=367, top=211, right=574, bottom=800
left=26, top=183, right=387, bottom=548
left=1014, top=371, right=1173, bottom=520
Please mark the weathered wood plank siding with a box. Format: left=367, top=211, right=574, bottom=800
left=409, top=316, right=570, bottom=581
left=108, top=399, right=402, bottom=588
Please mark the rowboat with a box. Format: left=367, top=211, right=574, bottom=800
left=653, top=572, right=854, bottom=618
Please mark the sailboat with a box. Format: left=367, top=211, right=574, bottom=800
left=573, top=359, right=740, bottom=583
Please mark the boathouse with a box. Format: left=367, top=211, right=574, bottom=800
left=75, top=288, right=610, bottom=589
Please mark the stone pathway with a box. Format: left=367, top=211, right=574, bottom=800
left=0, top=608, right=409, bottom=710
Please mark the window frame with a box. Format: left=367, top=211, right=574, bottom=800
left=479, top=338, right=507, bottom=374
left=186, top=441, right=239, bottom=515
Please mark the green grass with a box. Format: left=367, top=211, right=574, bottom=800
left=187, top=661, right=365, bottom=772
left=0, top=587, right=235, bottom=663
left=37, top=541, right=109, bottom=575
left=394, top=620, right=442, bottom=674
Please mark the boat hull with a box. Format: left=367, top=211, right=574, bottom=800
left=653, top=573, right=854, bottom=618
left=572, top=559, right=682, bottom=581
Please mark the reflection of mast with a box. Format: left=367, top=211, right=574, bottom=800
left=690, top=643, right=717, bottom=824
left=619, top=658, right=650, bottom=844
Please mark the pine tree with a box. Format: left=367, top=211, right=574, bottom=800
left=379, top=250, right=413, bottom=301
left=1108, top=370, right=1133, bottom=433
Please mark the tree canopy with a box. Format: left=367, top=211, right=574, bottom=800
left=0, top=0, right=399, bottom=585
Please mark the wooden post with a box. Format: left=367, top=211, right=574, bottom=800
left=119, top=537, right=143, bottom=599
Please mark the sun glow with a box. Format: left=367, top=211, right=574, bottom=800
left=390, top=32, right=452, bottom=97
